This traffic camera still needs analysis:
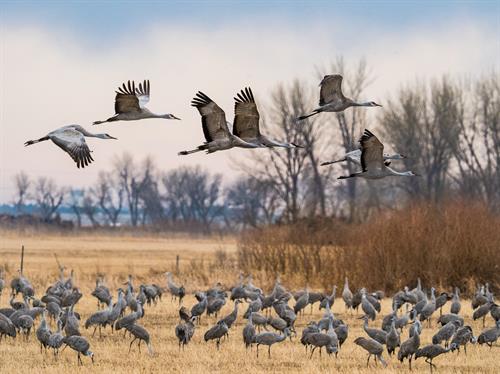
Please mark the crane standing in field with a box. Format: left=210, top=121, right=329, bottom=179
left=93, top=80, right=180, bottom=125
left=297, top=74, right=381, bottom=120
left=354, top=337, right=387, bottom=368
left=24, top=125, right=117, bottom=169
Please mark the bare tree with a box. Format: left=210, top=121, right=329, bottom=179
left=114, top=153, right=155, bottom=226
left=69, top=189, right=84, bottom=227
left=451, top=73, right=500, bottom=211
left=93, top=171, right=123, bottom=226
left=13, top=172, right=30, bottom=214
left=380, top=77, right=460, bottom=202
left=226, top=176, right=280, bottom=228
left=82, top=193, right=99, bottom=227
left=33, top=177, right=65, bottom=221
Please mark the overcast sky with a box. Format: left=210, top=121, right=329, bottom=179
left=0, top=1, right=498, bottom=202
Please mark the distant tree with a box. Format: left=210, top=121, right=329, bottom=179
left=93, top=171, right=124, bottom=226
left=69, top=189, right=84, bottom=227
left=13, top=172, right=30, bottom=214
left=33, top=177, right=65, bottom=221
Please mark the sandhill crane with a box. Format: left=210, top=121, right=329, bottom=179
left=165, top=272, right=185, bottom=304
left=93, top=80, right=180, bottom=125
left=232, top=87, right=301, bottom=149
left=85, top=300, right=113, bottom=337
left=204, top=320, right=229, bottom=350
left=178, top=91, right=259, bottom=155
left=438, top=313, right=464, bottom=327
left=306, top=331, right=335, bottom=358
left=107, top=289, right=125, bottom=330
left=450, top=287, right=461, bottom=315
left=47, top=319, right=64, bottom=358
left=0, top=313, right=17, bottom=340
left=267, top=315, right=287, bottom=335
left=334, top=323, right=348, bottom=350
left=36, top=311, right=51, bottom=353
left=64, top=305, right=81, bottom=336
left=477, top=320, right=500, bottom=348
left=24, top=125, right=116, bottom=168
left=321, top=149, right=405, bottom=167
left=342, top=277, right=353, bottom=313
left=91, top=278, right=112, bottom=309
left=435, top=291, right=451, bottom=316
left=473, top=296, right=493, bottom=327
left=354, top=337, right=387, bottom=368
left=126, top=323, right=153, bottom=356
left=243, top=313, right=256, bottom=349
left=250, top=312, right=268, bottom=332
left=386, top=319, right=400, bottom=356
left=432, top=320, right=461, bottom=348
left=491, top=303, right=500, bottom=322
left=320, top=286, right=336, bottom=310
left=338, top=130, right=419, bottom=180
left=415, top=344, right=454, bottom=372
left=179, top=306, right=191, bottom=323
left=360, top=315, right=387, bottom=344
left=254, top=328, right=290, bottom=358
left=175, top=316, right=196, bottom=350
left=297, top=74, right=381, bottom=120
left=294, top=288, right=309, bottom=315
left=62, top=335, right=94, bottom=365
left=450, top=325, right=475, bottom=354
left=220, top=300, right=241, bottom=331
left=398, top=327, right=420, bottom=370
left=409, top=318, right=422, bottom=338
left=472, top=285, right=488, bottom=309
left=115, top=301, right=143, bottom=331
left=420, top=288, right=437, bottom=327
left=189, top=293, right=207, bottom=324
left=301, top=321, right=320, bottom=352
left=361, top=290, right=377, bottom=321
left=244, top=296, right=263, bottom=319
left=18, top=314, right=34, bottom=340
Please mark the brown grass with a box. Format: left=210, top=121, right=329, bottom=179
left=238, top=201, right=500, bottom=293
left=0, top=230, right=498, bottom=373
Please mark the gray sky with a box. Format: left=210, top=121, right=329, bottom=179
left=1, top=1, right=499, bottom=202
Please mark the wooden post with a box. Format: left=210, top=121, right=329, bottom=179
left=175, top=255, right=180, bottom=275
left=20, top=245, right=25, bottom=275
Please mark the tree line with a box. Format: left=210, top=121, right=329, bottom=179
left=11, top=60, right=499, bottom=232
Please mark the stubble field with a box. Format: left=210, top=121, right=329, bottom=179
left=0, top=231, right=498, bottom=373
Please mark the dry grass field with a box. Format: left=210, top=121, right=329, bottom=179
left=0, top=231, right=498, bottom=373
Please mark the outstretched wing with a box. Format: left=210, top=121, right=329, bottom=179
left=319, top=74, right=345, bottom=106
left=233, top=87, right=260, bottom=139
left=135, top=80, right=150, bottom=109
left=191, top=92, right=230, bottom=142
left=359, top=129, right=384, bottom=172
left=50, top=128, right=94, bottom=169
left=114, top=80, right=141, bottom=114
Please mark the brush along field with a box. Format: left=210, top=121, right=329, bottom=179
left=0, top=232, right=498, bottom=373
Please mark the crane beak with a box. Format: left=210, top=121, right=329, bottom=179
left=172, top=115, right=181, bottom=120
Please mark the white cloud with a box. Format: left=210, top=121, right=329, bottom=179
left=0, top=18, right=497, bottom=201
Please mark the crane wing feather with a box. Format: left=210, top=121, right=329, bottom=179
left=50, top=129, right=94, bottom=169
left=359, top=129, right=384, bottom=172
left=114, top=80, right=141, bottom=114
left=233, top=87, right=260, bottom=139
left=135, top=79, right=150, bottom=109
left=319, top=74, right=345, bottom=106
left=191, top=92, right=229, bottom=142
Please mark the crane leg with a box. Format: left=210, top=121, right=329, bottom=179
left=310, top=347, right=316, bottom=359
left=409, top=357, right=412, bottom=370
left=366, top=354, right=370, bottom=367
left=129, top=337, right=136, bottom=353
left=256, top=344, right=259, bottom=358
left=268, top=346, right=271, bottom=358
left=138, top=340, right=141, bottom=353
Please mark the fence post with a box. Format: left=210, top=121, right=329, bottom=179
left=175, top=255, right=180, bottom=275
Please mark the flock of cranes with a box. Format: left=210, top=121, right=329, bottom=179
left=24, top=75, right=419, bottom=180
left=1, top=267, right=498, bottom=370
